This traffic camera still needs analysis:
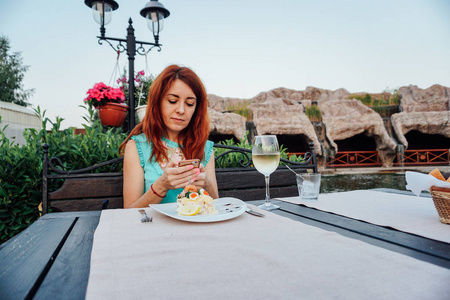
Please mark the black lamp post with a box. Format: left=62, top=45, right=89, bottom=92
left=84, top=0, right=170, bottom=132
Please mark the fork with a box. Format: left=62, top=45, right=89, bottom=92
left=138, top=209, right=152, bottom=222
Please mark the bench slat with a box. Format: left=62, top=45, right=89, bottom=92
left=50, top=197, right=123, bottom=212
left=49, top=177, right=123, bottom=200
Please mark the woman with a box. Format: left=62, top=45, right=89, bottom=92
left=119, top=65, right=219, bottom=208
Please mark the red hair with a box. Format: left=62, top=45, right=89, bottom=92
left=119, top=65, right=210, bottom=163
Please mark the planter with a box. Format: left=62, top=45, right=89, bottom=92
left=98, top=103, right=128, bottom=127
left=136, top=105, right=147, bottom=123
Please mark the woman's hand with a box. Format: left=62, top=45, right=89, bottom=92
left=191, top=151, right=219, bottom=199
left=191, top=163, right=207, bottom=188
left=157, top=160, right=200, bottom=191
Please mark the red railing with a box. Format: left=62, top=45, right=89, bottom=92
left=394, top=149, right=449, bottom=166
left=326, top=151, right=381, bottom=167
left=289, top=149, right=449, bottom=168
left=289, top=151, right=382, bottom=167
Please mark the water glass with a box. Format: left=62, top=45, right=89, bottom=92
left=296, top=173, right=321, bottom=201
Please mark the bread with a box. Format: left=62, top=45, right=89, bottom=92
left=429, top=168, right=446, bottom=181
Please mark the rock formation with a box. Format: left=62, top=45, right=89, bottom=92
left=208, top=108, right=247, bottom=141
left=319, top=99, right=397, bottom=156
left=392, top=111, right=450, bottom=148
left=391, top=85, right=450, bottom=149
left=248, top=98, right=322, bottom=155
left=253, top=86, right=350, bottom=102
left=207, top=84, right=450, bottom=169
left=398, top=84, right=450, bottom=112
left=208, top=94, right=250, bottom=113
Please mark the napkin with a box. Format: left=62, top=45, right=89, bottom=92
left=405, top=171, right=450, bottom=196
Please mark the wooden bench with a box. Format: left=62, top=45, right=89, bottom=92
left=42, top=143, right=317, bottom=214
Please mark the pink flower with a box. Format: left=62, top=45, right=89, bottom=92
left=89, top=89, right=102, bottom=100
left=84, top=82, right=127, bottom=108
left=116, top=77, right=128, bottom=84
left=104, top=90, right=114, bottom=100
left=93, top=82, right=107, bottom=90
left=134, top=70, right=146, bottom=83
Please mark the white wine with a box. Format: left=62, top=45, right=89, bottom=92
left=252, top=153, right=280, bottom=176
left=252, top=135, right=280, bottom=210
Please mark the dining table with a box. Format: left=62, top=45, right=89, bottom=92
left=0, top=188, right=449, bottom=300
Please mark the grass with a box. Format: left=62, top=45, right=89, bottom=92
left=305, top=105, right=322, bottom=122
left=349, top=90, right=401, bottom=108
left=224, top=100, right=253, bottom=121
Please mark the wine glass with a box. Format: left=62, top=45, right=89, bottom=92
left=252, top=135, right=281, bottom=210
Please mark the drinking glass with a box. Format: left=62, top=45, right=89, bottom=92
left=252, top=135, right=281, bottom=210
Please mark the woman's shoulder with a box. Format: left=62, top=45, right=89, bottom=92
left=129, top=133, right=153, bottom=166
left=131, top=133, right=153, bottom=155
left=131, top=132, right=148, bottom=143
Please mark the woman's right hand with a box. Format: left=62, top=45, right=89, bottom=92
left=156, top=160, right=200, bottom=192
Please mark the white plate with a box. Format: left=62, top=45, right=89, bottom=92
left=150, top=197, right=247, bottom=223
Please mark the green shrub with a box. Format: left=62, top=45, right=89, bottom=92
left=0, top=108, right=127, bottom=244
left=214, top=132, right=305, bottom=168
left=214, top=134, right=253, bottom=168
left=349, top=93, right=373, bottom=106
left=349, top=89, right=400, bottom=108
left=224, top=100, right=253, bottom=121
left=0, top=124, right=42, bottom=242
left=387, top=90, right=400, bottom=106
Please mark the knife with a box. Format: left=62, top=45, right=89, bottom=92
left=245, top=208, right=265, bottom=217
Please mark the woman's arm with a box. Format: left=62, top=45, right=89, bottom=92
left=123, top=140, right=164, bottom=208
left=205, top=151, right=219, bottom=198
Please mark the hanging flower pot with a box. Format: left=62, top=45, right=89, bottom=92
left=98, top=103, right=129, bottom=127
left=136, top=105, right=147, bottom=123
left=131, top=70, right=153, bottom=124
left=83, top=82, right=128, bottom=127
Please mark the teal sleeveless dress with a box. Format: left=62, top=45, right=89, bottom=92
left=131, top=133, right=214, bottom=203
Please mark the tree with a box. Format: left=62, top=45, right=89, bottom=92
left=0, top=36, right=34, bottom=106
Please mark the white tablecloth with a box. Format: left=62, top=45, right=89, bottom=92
left=278, top=190, right=450, bottom=243
left=86, top=205, right=450, bottom=300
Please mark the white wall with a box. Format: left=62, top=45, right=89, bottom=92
left=0, top=101, right=41, bottom=145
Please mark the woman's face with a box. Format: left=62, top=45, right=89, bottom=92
left=161, top=79, right=197, bottom=141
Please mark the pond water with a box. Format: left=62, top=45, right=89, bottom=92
left=320, top=173, right=408, bottom=193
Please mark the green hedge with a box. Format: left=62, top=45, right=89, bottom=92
left=0, top=108, right=127, bottom=244
left=0, top=127, right=42, bottom=241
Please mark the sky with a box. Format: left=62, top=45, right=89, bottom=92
left=1, top=0, right=449, bottom=129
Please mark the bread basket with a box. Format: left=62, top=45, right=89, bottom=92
left=430, top=186, right=450, bottom=224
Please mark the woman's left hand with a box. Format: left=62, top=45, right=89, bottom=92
left=192, top=163, right=208, bottom=188
left=191, top=152, right=219, bottom=198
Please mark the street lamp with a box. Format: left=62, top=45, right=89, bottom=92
left=84, top=0, right=170, bottom=132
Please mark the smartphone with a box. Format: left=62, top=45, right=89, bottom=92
left=178, top=159, right=200, bottom=168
